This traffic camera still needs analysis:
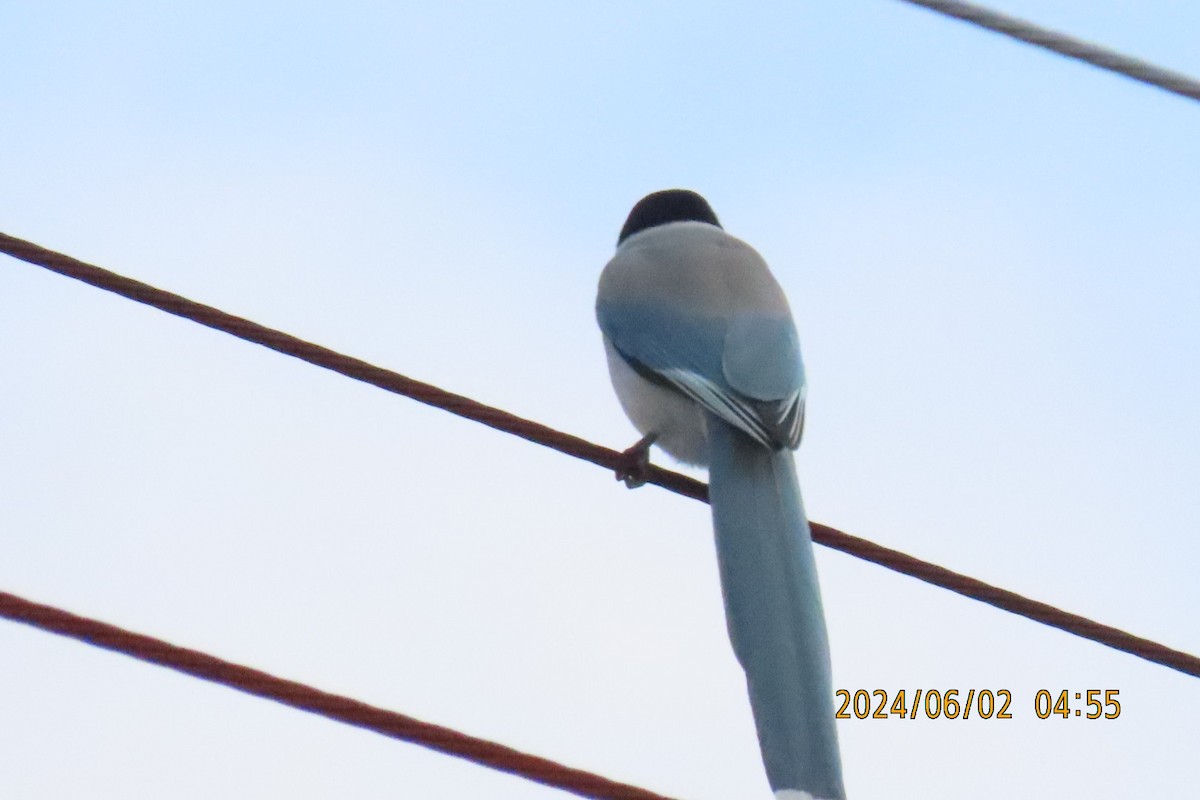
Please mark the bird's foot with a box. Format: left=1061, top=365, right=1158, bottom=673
left=614, top=433, right=657, bottom=489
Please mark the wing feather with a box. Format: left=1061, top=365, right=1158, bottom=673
left=598, top=301, right=804, bottom=450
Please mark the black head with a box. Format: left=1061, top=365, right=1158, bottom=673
left=617, top=189, right=722, bottom=245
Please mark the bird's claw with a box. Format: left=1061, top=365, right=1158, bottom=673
left=614, top=433, right=657, bottom=489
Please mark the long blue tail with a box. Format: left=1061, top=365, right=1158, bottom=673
left=707, top=416, right=845, bottom=799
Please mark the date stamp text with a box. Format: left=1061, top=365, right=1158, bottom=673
left=834, top=689, right=1121, bottom=720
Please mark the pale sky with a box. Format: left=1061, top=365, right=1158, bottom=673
left=2, top=2, right=1198, bottom=798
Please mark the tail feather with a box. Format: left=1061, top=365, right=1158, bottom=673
left=707, top=416, right=845, bottom=800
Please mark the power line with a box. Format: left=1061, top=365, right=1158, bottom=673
left=0, top=590, right=677, bottom=800
left=895, top=0, right=1200, bottom=103
left=2, top=230, right=1197, bottom=678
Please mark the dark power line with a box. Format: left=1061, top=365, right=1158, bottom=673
left=0, top=590, right=678, bottom=800
left=895, top=0, right=1200, bottom=103
left=1, top=229, right=1198, bottom=681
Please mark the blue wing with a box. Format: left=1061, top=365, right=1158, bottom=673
left=597, top=300, right=806, bottom=450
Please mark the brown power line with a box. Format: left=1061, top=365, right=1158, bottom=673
left=2, top=228, right=1197, bottom=684
left=0, top=590, right=677, bottom=800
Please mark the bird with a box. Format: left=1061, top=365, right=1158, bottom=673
left=595, top=189, right=845, bottom=800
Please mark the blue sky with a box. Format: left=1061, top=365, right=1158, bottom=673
left=2, top=2, right=1198, bottom=798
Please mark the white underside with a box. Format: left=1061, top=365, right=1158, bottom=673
left=776, top=791, right=832, bottom=800
left=603, top=337, right=709, bottom=466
